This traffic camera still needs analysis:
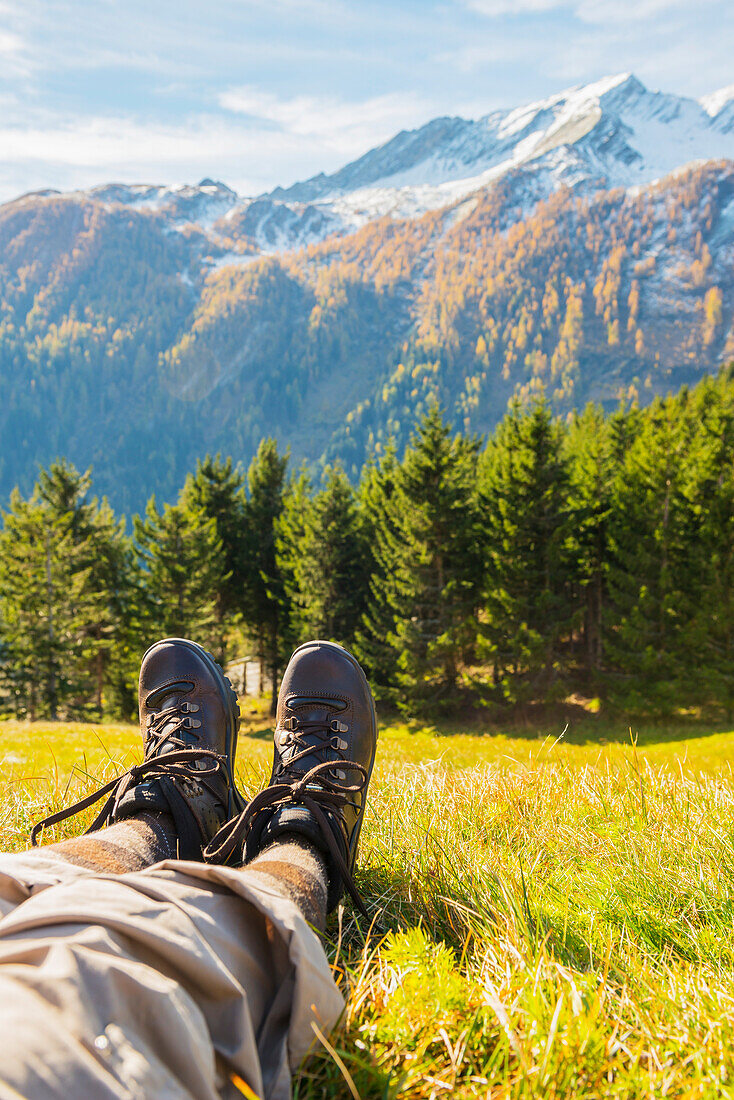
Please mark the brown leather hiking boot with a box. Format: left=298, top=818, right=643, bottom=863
left=204, top=640, right=378, bottom=914
left=32, top=638, right=245, bottom=860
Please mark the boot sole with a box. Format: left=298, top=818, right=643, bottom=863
left=288, top=639, right=379, bottom=871
left=142, top=637, right=246, bottom=819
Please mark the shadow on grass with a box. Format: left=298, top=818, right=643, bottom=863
left=236, top=690, right=734, bottom=750
left=239, top=724, right=276, bottom=741
left=295, top=1039, right=398, bottom=1100
left=343, top=858, right=733, bottom=981
left=382, top=702, right=734, bottom=749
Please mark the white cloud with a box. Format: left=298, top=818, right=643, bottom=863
left=0, top=20, right=33, bottom=79
left=218, top=87, right=433, bottom=158
left=0, top=117, right=273, bottom=200
left=575, top=0, right=717, bottom=22
left=0, top=29, right=22, bottom=53
left=463, top=0, right=563, bottom=14
left=0, top=113, right=312, bottom=171
left=462, top=0, right=719, bottom=20
left=0, top=118, right=234, bottom=168
left=0, top=90, right=435, bottom=202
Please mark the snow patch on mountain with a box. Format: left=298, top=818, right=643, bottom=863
left=15, top=74, right=734, bottom=256
left=701, top=85, right=734, bottom=118
left=265, top=73, right=734, bottom=239
left=89, top=179, right=239, bottom=229
left=209, top=251, right=262, bottom=271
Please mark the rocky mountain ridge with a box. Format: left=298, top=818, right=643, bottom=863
left=16, top=73, right=734, bottom=254
left=0, top=74, right=733, bottom=512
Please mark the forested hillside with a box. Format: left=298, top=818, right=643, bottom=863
left=0, top=160, right=732, bottom=510
left=2, top=368, right=733, bottom=722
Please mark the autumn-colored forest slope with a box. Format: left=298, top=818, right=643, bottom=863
left=1, top=159, right=732, bottom=511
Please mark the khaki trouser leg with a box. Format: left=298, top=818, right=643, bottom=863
left=0, top=853, right=344, bottom=1100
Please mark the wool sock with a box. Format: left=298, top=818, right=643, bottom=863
left=36, top=812, right=178, bottom=874
left=246, top=833, right=329, bottom=933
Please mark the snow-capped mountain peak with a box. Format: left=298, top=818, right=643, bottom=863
left=18, top=74, right=734, bottom=256
left=496, top=72, right=634, bottom=141
left=700, top=84, right=734, bottom=118
left=87, top=179, right=238, bottom=228
left=251, top=72, right=734, bottom=248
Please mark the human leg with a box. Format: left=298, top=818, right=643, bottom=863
left=37, top=811, right=178, bottom=872
left=0, top=855, right=342, bottom=1100
left=0, top=639, right=269, bottom=1099
left=247, top=835, right=329, bottom=932
left=0, top=637, right=376, bottom=1100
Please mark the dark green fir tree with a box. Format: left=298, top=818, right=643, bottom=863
left=606, top=391, right=698, bottom=712
left=354, top=444, right=401, bottom=697
left=676, top=371, right=734, bottom=717
left=279, top=463, right=370, bottom=646
left=134, top=498, right=226, bottom=651
left=479, top=399, right=573, bottom=705
left=361, top=406, right=482, bottom=711
left=565, top=404, right=618, bottom=685
left=242, top=439, right=288, bottom=714
left=0, top=463, right=113, bottom=718
left=36, top=461, right=136, bottom=716
left=180, top=454, right=247, bottom=661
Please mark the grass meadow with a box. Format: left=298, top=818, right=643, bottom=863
left=3, top=706, right=734, bottom=1097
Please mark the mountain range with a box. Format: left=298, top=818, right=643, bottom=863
left=2, top=73, right=734, bottom=511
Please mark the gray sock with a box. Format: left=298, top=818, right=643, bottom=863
left=36, top=812, right=178, bottom=873
left=246, top=833, right=329, bottom=932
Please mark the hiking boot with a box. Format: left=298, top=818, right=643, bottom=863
left=31, top=638, right=245, bottom=860
left=204, top=640, right=378, bottom=914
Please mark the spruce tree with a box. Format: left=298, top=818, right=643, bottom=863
left=0, top=492, right=73, bottom=718
left=606, top=392, right=698, bottom=712
left=354, top=445, right=401, bottom=697
left=565, top=404, right=618, bottom=686
left=36, top=461, right=135, bottom=716
left=0, top=465, right=106, bottom=718
left=275, top=464, right=312, bottom=653
left=360, top=407, right=482, bottom=710
left=675, top=371, right=734, bottom=716
left=180, top=454, right=247, bottom=661
left=92, top=512, right=138, bottom=720
left=242, top=439, right=288, bottom=713
left=134, top=498, right=226, bottom=650
left=480, top=399, right=573, bottom=705
left=279, top=463, right=369, bottom=646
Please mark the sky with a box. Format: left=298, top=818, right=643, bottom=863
left=0, top=0, right=731, bottom=203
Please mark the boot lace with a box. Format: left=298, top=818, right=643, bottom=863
left=31, top=701, right=227, bottom=846
left=144, top=701, right=204, bottom=755
left=203, top=712, right=369, bottom=916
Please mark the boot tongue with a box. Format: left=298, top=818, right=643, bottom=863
left=147, top=681, right=194, bottom=750
left=158, top=693, right=184, bottom=743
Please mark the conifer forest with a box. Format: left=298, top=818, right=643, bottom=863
left=2, top=366, right=734, bottom=723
